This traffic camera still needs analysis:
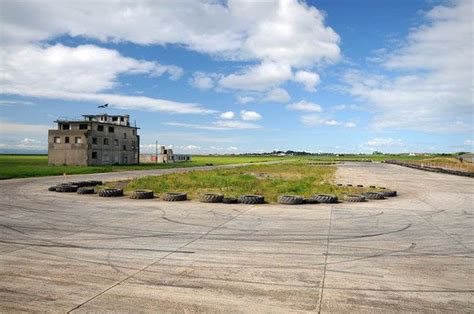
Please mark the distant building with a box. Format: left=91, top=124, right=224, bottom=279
left=140, top=146, right=191, bottom=163
left=48, top=114, right=139, bottom=166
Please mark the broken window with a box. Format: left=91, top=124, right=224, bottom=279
left=108, top=126, right=114, bottom=133
left=92, top=137, right=97, bottom=145
left=92, top=152, right=97, bottom=159
left=53, top=136, right=60, bottom=144
left=114, top=139, right=119, bottom=146
left=79, top=124, right=88, bottom=130
left=75, top=137, right=82, bottom=144
left=123, top=145, right=127, bottom=151
left=62, top=124, right=70, bottom=130
left=104, top=138, right=109, bottom=145
left=97, top=125, right=104, bottom=132
left=65, top=136, right=70, bottom=143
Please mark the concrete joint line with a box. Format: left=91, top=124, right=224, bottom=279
left=317, top=206, right=333, bottom=313
left=67, top=205, right=257, bottom=313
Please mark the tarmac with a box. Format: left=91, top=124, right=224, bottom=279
left=0, top=162, right=472, bottom=312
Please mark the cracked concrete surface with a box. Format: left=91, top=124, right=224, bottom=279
left=0, top=162, right=472, bottom=312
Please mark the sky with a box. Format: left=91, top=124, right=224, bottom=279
left=0, top=0, right=472, bottom=154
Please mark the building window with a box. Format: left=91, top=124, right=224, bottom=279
left=132, top=129, right=136, bottom=135
left=65, top=136, right=70, bottom=143
left=123, top=132, right=127, bottom=139
left=62, top=124, right=70, bottom=130
left=108, top=126, right=114, bottom=133
left=53, top=136, right=61, bottom=144
left=121, top=117, right=124, bottom=122
left=92, top=137, right=97, bottom=144
left=92, top=152, right=97, bottom=159
left=114, top=139, right=119, bottom=146
left=123, top=145, right=126, bottom=151
left=97, top=125, right=104, bottom=132
left=112, top=117, right=118, bottom=122
left=104, top=138, right=109, bottom=145
left=79, top=124, right=88, bottom=130
left=131, top=141, right=135, bottom=149
left=75, top=137, right=82, bottom=144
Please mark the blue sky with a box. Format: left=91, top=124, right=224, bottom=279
left=0, top=0, right=472, bottom=154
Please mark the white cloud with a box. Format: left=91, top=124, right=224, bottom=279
left=220, top=111, right=235, bottom=120
left=219, top=61, right=292, bottom=91
left=263, top=88, right=291, bottom=103
left=0, top=44, right=218, bottom=114
left=0, top=99, right=35, bottom=106
left=293, top=71, right=320, bottom=92
left=165, top=120, right=261, bottom=130
left=189, top=72, right=216, bottom=90
left=332, top=104, right=364, bottom=111
left=236, top=95, right=255, bottom=104
left=287, top=100, right=322, bottom=112
left=343, top=0, right=473, bottom=132
left=240, top=110, right=262, bottom=121
left=300, top=114, right=355, bottom=127
left=464, top=139, right=473, bottom=146
left=363, top=138, right=404, bottom=148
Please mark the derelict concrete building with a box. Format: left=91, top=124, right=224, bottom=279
left=48, top=114, right=139, bottom=166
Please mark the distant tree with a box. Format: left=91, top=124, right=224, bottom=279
left=372, top=151, right=383, bottom=155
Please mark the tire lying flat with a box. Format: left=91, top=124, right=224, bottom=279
left=278, top=195, right=304, bottom=205
left=77, top=187, right=95, bottom=194
left=163, top=192, right=187, bottom=202
left=222, top=197, right=238, bottom=204
left=380, top=190, right=397, bottom=197
left=129, top=190, right=154, bottom=199
left=238, top=195, right=264, bottom=204
left=56, top=184, right=79, bottom=192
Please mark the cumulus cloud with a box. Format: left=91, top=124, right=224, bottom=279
left=287, top=100, right=322, bottom=112
left=189, top=72, right=216, bottom=90
left=236, top=95, right=256, bottom=104
left=343, top=0, right=473, bottom=132
left=0, top=120, right=50, bottom=135
left=240, top=110, right=262, bottom=121
left=263, top=88, right=291, bottom=103
left=293, top=71, right=320, bottom=92
left=220, top=111, right=235, bottom=120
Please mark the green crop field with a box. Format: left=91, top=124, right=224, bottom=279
left=0, top=153, right=434, bottom=180
left=115, top=161, right=383, bottom=203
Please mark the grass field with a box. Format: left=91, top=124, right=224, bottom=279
left=116, top=161, right=380, bottom=203
left=0, top=153, right=438, bottom=180
left=406, top=157, right=474, bottom=172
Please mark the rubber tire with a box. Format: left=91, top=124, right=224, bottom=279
left=77, top=187, right=95, bottom=194
left=345, top=194, right=367, bottom=202
left=364, top=192, right=385, bottom=200
left=313, top=194, right=338, bottom=204
left=56, top=184, right=79, bottom=192
left=238, top=195, right=264, bottom=204
left=357, top=184, right=364, bottom=187
left=346, top=184, right=353, bottom=187
left=200, top=193, right=224, bottom=203
left=278, top=195, right=304, bottom=205
left=129, top=190, right=154, bottom=199
left=99, top=188, right=124, bottom=197
left=380, top=190, right=397, bottom=197
left=163, top=192, right=187, bottom=202
left=303, top=198, right=319, bottom=204
left=337, top=183, right=343, bottom=186
left=71, top=181, right=89, bottom=187
left=222, top=197, right=238, bottom=204
left=369, top=185, right=376, bottom=188
left=87, top=180, right=103, bottom=186
left=48, top=186, right=57, bottom=191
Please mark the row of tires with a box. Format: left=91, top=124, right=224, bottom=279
left=384, top=160, right=474, bottom=178
left=48, top=184, right=397, bottom=204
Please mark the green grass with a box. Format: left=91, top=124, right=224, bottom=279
left=119, top=161, right=381, bottom=203
left=0, top=154, right=292, bottom=180
left=0, top=153, right=442, bottom=180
